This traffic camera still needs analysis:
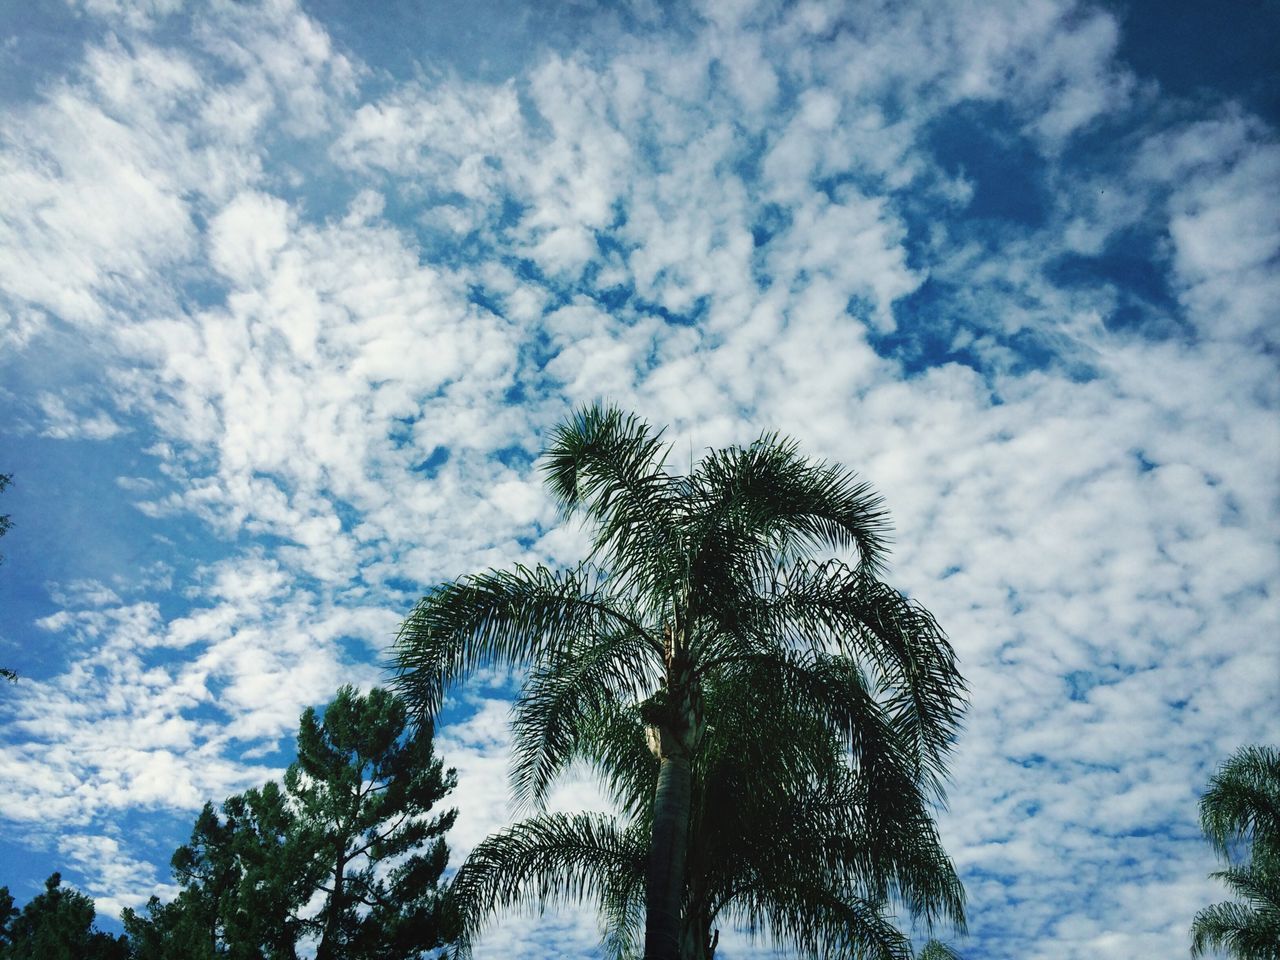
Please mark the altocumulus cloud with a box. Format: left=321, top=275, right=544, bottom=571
left=0, top=0, right=1276, bottom=957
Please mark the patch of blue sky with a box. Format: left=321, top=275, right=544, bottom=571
left=634, top=292, right=710, bottom=328
left=346, top=181, right=519, bottom=271
left=1131, top=450, right=1158, bottom=473
left=1103, top=0, right=1280, bottom=124
left=0, top=438, right=219, bottom=670
left=586, top=229, right=631, bottom=269
left=1064, top=669, right=1097, bottom=703
left=262, top=152, right=364, bottom=228
left=491, top=444, right=535, bottom=470
left=325, top=495, right=364, bottom=536
left=174, top=268, right=232, bottom=314
left=382, top=575, right=426, bottom=599
left=508, top=257, right=572, bottom=309
left=588, top=281, right=634, bottom=314
left=412, top=444, right=451, bottom=477
left=228, top=525, right=315, bottom=558
left=1046, top=227, right=1190, bottom=341
left=0, top=841, right=61, bottom=901
left=465, top=283, right=507, bottom=321
left=814, top=170, right=900, bottom=207
left=302, top=0, right=641, bottom=86
left=749, top=202, right=790, bottom=250
left=388, top=413, right=420, bottom=449
left=502, top=381, right=528, bottom=405
left=0, top=5, right=92, bottom=106
left=514, top=327, right=562, bottom=391
left=868, top=284, right=982, bottom=376
left=872, top=279, right=1096, bottom=384
left=436, top=673, right=523, bottom=731
left=335, top=630, right=394, bottom=673
left=925, top=102, right=1051, bottom=230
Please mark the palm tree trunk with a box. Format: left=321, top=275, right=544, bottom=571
left=680, top=842, right=715, bottom=960
left=645, top=748, right=692, bottom=960
left=680, top=924, right=718, bottom=960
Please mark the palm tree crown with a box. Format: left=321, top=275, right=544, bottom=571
left=394, top=404, right=967, bottom=960
left=1192, top=744, right=1280, bottom=959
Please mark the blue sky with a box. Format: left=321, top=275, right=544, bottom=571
left=0, top=1, right=1277, bottom=957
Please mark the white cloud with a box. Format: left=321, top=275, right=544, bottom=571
left=0, top=2, right=1276, bottom=958
left=58, top=831, right=179, bottom=917
left=208, top=191, right=293, bottom=286
left=36, top=393, right=125, bottom=440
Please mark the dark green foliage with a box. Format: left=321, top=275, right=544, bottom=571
left=0, top=888, right=17, bottom=950
left=121, top=892, right=218, bottom=960
left=395, top=404, right=967, bottom=960
left=125, top=686, right=456, bottom=960
left=289, top=685, right=457, bottom=960
left=915, top=940, right=963, bottom=960
left=447, top=656, right=964, bottom=960
left=447, top=813, right=649, bottom=942
left=1192, top=744, right=1280, bottom=959
left=123, top=787, right=311, bottom=960
left=0, top=873, right=128, bottom=960
left=227, top=781, right=317, bottom=956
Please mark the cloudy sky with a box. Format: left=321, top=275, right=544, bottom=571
left=1, top=0, right=1277, bottom=956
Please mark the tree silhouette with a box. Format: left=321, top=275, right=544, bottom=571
left=395, top=404, right=966, bottom=959
left=1192, top=744, right=1280, bottom=959
left=290, top=685, right=457, bottom=960
left=124, top=686, right=456, bottom=960
left=0, top=873, right=127, bottom=960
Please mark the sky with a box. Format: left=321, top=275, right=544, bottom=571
left=0, top=0, right=1277, bottom=957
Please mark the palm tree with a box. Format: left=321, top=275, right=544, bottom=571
left=394, top=404, right=967, bottom=959
left=915, top=941, right=963, bottom=960
left=1192, top=744, right=1280, bottom=959
left=442, top=658, right=965, bottom=958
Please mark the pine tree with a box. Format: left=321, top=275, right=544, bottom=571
left=0, top=873, right=127, bottom=960
left=124, top=686, right=456, bottom=960
left=289, top=686, right=456, bottom=960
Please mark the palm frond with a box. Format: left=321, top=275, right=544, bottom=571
left=916, top=939, right=964, bottom=960
left=689, top=433, right=892, bottom=576
left=725, top=875, right=913, bottom=960
left=705, top=761, right=964, bottom=934
left=393, top=564, right=658, bottom=718
left=804, top=790, right=965, bottom=930
left=541, top=403, right=684, bottom=596
left=575, top=701, right=659, bottom=820
left=752, top=560, right=966, bottom=777
left=1192, top=744, right=1280, bottom=959
left=445, top=813, right=647, bottom=960
left=510, top=628, right=659, bottom=809
left=1210, top=854, right=1280, bottom=911
left=717, top=649, right=921, bottom=784
left=1191, top=898, right=1280, bottom=959
left=599, top=841, right=647, bottom=960
left=1201, top=744, right=1280, bottom=860
left=694, top=657, right=966, bottom=933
